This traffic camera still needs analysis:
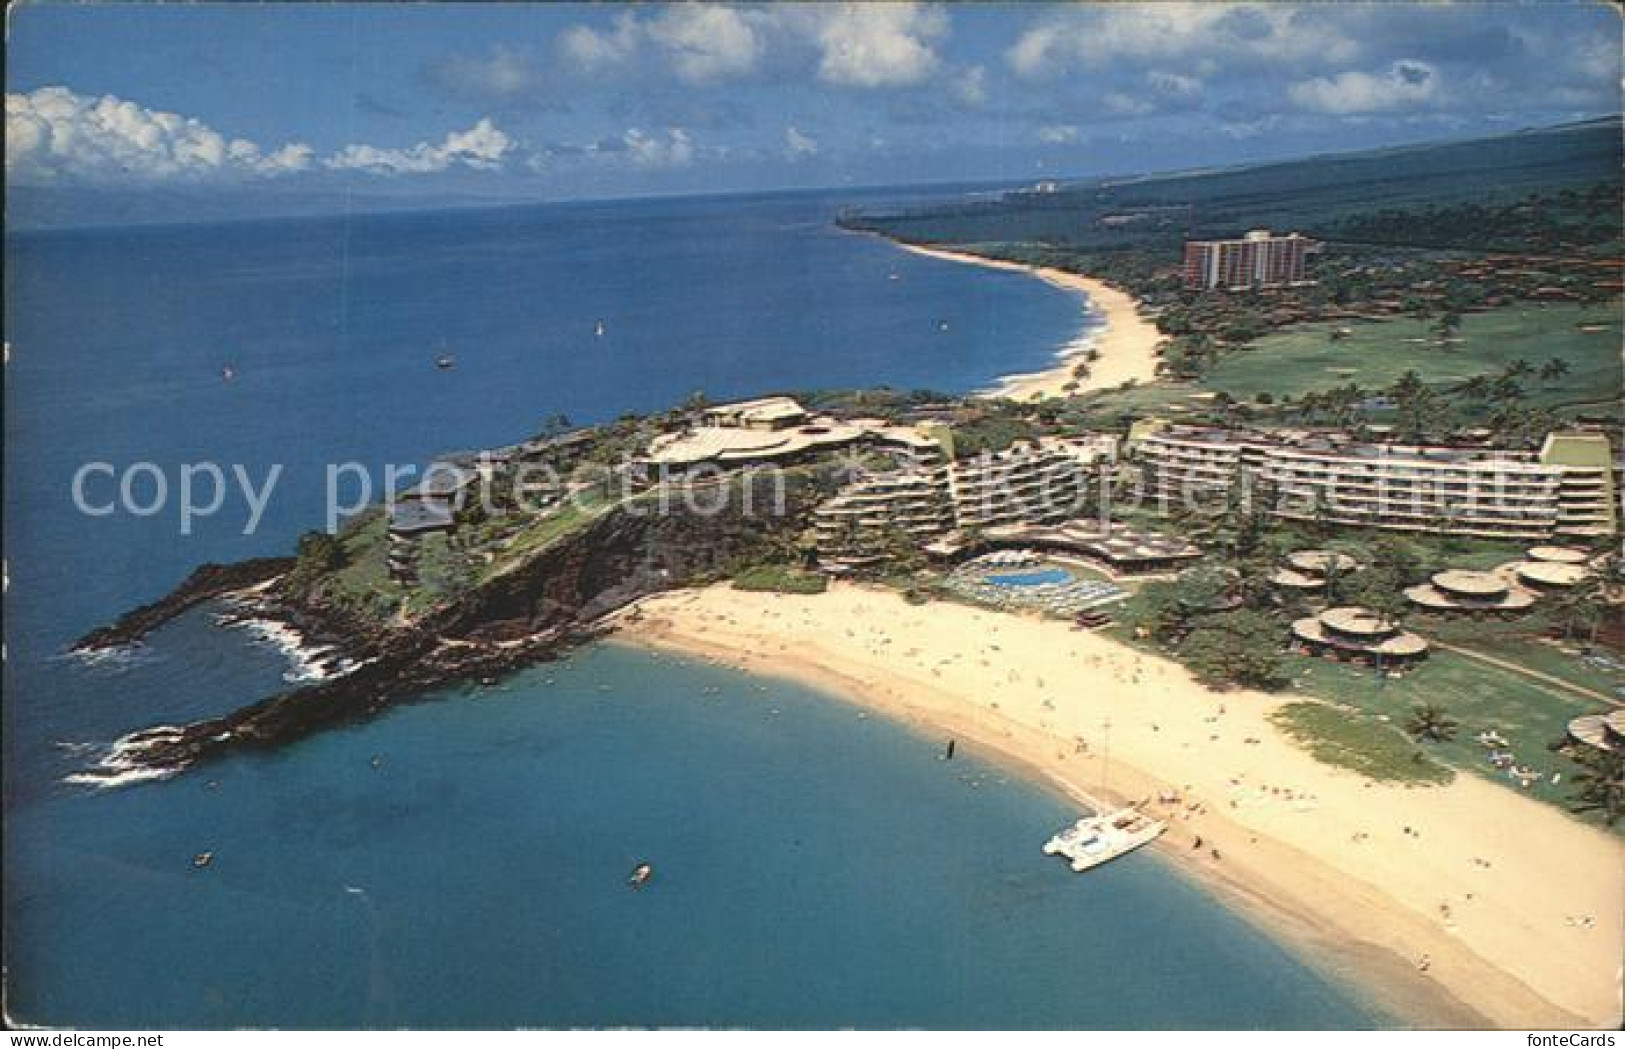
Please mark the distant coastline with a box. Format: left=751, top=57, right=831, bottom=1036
left=616, top=582, right=1625, bottom=1030
left=885, top=241, right=1165, bottom=399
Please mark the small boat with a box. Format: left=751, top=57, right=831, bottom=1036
left=435, top=354, right=456, bottom=370
left=1043, top=808, right=1165, bottom=872
left=887, top=271, right=900, bottom=282
left=594, top=319, right=607, bottom=337
left=192, top=851, right=214, bottom=869
left=221, top=365, right=235, bottom=382
left=938, top=320, right=950, bottom=332
left=628, top=862, right=653, bottom=888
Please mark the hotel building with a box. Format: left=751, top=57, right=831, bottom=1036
left=636, top=397, right=946, bottom=480
left=1129, top=421, right=1617, bottom=541
left=814, top=436, right=1116, bottom=570
left=1182, top=230, right=1319, bottom=291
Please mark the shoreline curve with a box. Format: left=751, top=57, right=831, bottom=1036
left=612, top=582, right=1624, bottom=1030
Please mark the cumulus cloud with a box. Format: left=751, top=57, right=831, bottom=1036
left=554, top=3, right=948, bottom=91
left=808, top=2, right=947, bottom=88
left=429, top=44, right=550, bottom=104
left=646, top=4, right=764, bottom=82
left=783, top=125, right=819, bottom=159
left=1036, top=124, right=1080, bottom=144
left=558, top=12, right=641, bottom=72
left=619, top=128, right=695, bottom=169
left=1007, top=4, right=1357, bottom=79
left=327, top=118, right=515, bottom=175
left=1288, top=61, right=1439, bottom=114
left=6, top=86, right=314, bottom=182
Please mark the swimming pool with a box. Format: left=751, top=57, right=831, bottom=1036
left=985, top=567, right=1074, bottom=588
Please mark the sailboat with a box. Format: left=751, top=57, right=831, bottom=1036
left=594, top=319, right=607, bottom=338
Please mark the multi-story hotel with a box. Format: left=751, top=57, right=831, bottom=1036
left=1129, top=421, right=1617, bottom=541
left=1182, top=230, right=1319, bottom=291
left=814, top=436, right=1115, bottom=569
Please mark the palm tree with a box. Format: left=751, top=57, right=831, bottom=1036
left=1451, top=374, right=1490, bottom=401
left=1405, top=703, right=1459, bottom=744
left=1539, top=358, right=1571, bottom=383
left=1568, top=747, right=1625, bottom=826
left=1432, top=311, right=1462, bottom=342
left=1557, top=574, right=1609, bottom=646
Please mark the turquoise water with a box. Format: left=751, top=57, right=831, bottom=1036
left=6, top=644, right=1381, bottom=1028
left=3, top=190, right=1383, bottom=1026
left=986, top=567, right=1075, bottom=588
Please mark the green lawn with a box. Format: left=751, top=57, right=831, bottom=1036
left=1284, top=650, right=1612, bottom=809
left=1268, top=701, right=1453, bottom=785
left=1411, top=614, right=1624, bottom=699
left=732, top=564, right=829, bottom=595
left=1202, top=302, right=1621, bottom=413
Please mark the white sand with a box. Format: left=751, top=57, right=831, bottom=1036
left=617, top=582, right=1625, bottom=1029
left=895, top=243, right=1164, bottom=400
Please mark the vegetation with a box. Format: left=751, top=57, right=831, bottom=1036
left=1324, top=182, right=1622, bottom=253
left=1204, top=303, right=1621, bottom=427
left=842, top=118, right=1619, bottom=255
left=1268, top=701, right=1453, bottom=785
left=948, top=411, right=1043, bottom=460
left=1179, top=610, right=1288, bottom=691
left=291, top=529, right=345, bottom=584
left=732, top=564, right=829, bottom=595
left=1567, top=747, right=1625, bottom=826
left=1286, top=650, right=1611, bottom=810
left=1404, top=703, right=1460, bottom=744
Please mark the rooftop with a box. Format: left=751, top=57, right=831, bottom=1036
left=1431, top=570, right=1508, bottom=597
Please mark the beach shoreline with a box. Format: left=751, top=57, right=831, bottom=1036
left=889, top=242, right=1164, bottom=399
left=612, top=583, right=1624, bottom=1030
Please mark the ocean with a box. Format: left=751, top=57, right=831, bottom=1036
left=2, top=189, right=1382, bottom=1027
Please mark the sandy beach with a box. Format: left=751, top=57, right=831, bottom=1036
left=895, top=243, right=1164, bottom=399
left=616, top=583, right=1624, bottom=1029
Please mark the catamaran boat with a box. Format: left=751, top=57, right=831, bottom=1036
left=1043, top=808, right=1165, bottom=872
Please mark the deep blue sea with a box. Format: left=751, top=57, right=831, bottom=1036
left=3, top=189, right=1382, bottom=1027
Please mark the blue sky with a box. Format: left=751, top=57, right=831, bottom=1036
left=6, top=2, right=1620, bottom=200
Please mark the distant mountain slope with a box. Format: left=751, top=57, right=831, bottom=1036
left=849, top=116, right=1624, bottom=250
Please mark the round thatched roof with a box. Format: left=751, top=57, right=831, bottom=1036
left=1431, top=570, right=1508, bottom=598
left=1526, top=545, right=1590, bottom=565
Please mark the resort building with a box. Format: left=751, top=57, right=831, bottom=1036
left=1290, top=606, right=1429, bottom=667
left=700, top=396, right=809, bottom=431
left=1514, top=559, right=1592, bottom=592
left=637, top=397, right=945, bottom=480
left=1182, top=230, right=1319, bottom=291
left=814, top=436, right=1117, bottom=571
left=1270, top=550, right=1360, bottom=593
left=813, top=468, right=955, bottom=570
left=964, top=520, right=1203, bottom=575
left=1129, top=421, right=1618, bottom=541
left=1404, top=569, right=1536, bottom=615
left=1567, top=709, right=1625, bottom=754
left=384, top=461, right=478, bottom=582
left=487, top=429, right=599, bottom=472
